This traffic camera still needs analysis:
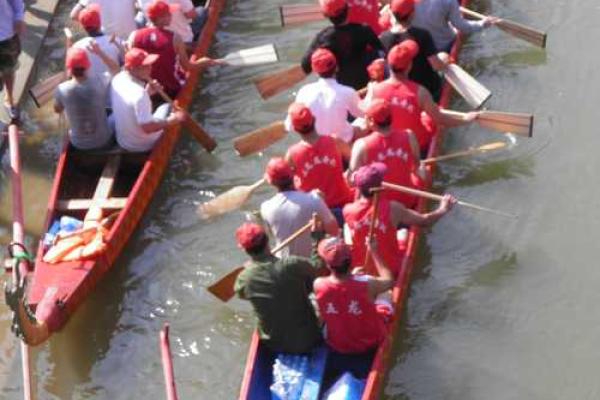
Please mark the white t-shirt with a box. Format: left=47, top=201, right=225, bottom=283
left=79, top=0, right=137, bottom=39
left=260, top=190, right=332, bottom=259
left=110, top=71, right=162, bottom=152
left=73, top=35, right=120, bottom=90
left=137, top=0, right=195, bottom=43
left=285, top=78, right=364, bottom=143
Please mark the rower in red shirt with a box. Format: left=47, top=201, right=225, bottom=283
left=346, top=0, right=383, bottom=35
left=285, top=102, right=354, bottom=225
left=349, top=98, right=421, bottom=208
left=371, top=39, right=478, bottom=154
left=343, top=162, right=455, bottom=276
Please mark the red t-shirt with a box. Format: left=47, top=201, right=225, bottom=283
left=287, top=136, right=354, bottom=208
left=347, top=0, right=383, bottom=35
left=314, top=275, right=387, bottom=354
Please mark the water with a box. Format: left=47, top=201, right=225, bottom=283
left=0, top=0, right=596, bottom=398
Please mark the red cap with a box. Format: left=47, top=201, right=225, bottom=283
left=387, top=40, right=419, bottom=71
left=367, top=58, right=386, bottom=82
left=365, top=98, right=391, bottom=125
left=265, top=157, right=293, bottom=185
left=66, top=48, right=91, bottom=70
left=318, top=237, right=352, bottom=269
left=124, top=48, right=159, bottom=69
left=311, top=48, right=337, bottom=75
left=319, top=0, right=347, bottom=17
left=353, top=162, right=388, bottom=192
left=147, top=0, right=172, bottom=20
left=78, top=4, right=101, bottom=30
left=390, top=0, right=418, bottom=18
left=288, top=102, right=315, bottom=133
left=236, top=223, right=267, bottom=251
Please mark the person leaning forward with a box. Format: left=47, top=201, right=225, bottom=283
left=234, top=222, right=325, bottom=354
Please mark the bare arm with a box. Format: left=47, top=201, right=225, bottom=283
left=419, top=86, right=476, bottom=127
left=87, top=41, right=120, bottom=76
left=366, top=239, right=394, bottom=298
left=347, top=138, right=367, bottom=183
left=427, top=52, right=450, bottom=72
left=390, top=194, right=456, bottom=227
left=70, top=2, right=85, bottom=21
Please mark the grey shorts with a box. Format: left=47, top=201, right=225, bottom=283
left=0, top=35, right=21, bottom=76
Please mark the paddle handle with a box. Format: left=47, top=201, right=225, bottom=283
left=421, top=143, right=506, bottom=164
left=363, top=191, right=380, bottom=268
left=459, top=6, right=488, bottom=20
left=160, top=324, right=179, bottom=400
left=272, top=220, right=313, bottom=254
left=250, top=178, right=266, bottom=192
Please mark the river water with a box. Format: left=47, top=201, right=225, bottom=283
left=1, top=0, right=596, bottom=398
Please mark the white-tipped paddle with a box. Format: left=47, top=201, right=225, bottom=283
left=421, top=141, right=507, bottom=164
left=219, top=44, right=279, bottom=67
left=443, top=63, right=491, bottom=109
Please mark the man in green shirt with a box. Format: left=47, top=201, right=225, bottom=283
left=234, top=222, right=323, bottom=354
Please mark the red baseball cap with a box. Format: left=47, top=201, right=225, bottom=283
left=124, top=48, right=159, bottom=69
left=288, top=102, right=315, bottom=133
left=387, top=40, right=419, bottom=71
left=66, top=48, right=91, bottom=70
left=390, top=0, right=418, bottom=18
left=319, top=0, right=347, bottom=18
left=367, top=58, right=386, bottom=82
left=78, top=4, right=101, bottom=30
left=236, top=223, right=267, bottom=250
left=146, top=0, right=172, bottom=20
left=365, top=98, right=391, bottom=125
left=265, top=157, right=293, bottom=185
left=311, top=48, right=337, bottom=75
left=318, top=237, right=352, bottom=269
left=353, top=162, right=388, bottom=192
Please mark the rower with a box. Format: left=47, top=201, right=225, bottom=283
left=54, top=48, right=114, bottom=151
left=71, top=0, right=137, bottom=40
left=109, top=48, right=185, bottom=152
left=284, top=103, right=354, bottom=226
left=412, top=0, right=499, bottom=52
left=234, top=222, right=323, bottom=354
left=128, top=0, right=219, bottom=99
left=260, top=157, right=339, bottom=258
left=371, top=40, right=478, bottom=154
left=343, top=162, right=455, bottom=276
left=348, top=98, right=422, bottom=209
left=313, top=236, right=393, bottom=355
left=73, top=4, right=121, bottom=91
left=286, top=48, right=364, bottom=145
left=379, top=0, right=451, bottom=101
left=301, top=0, right=384, bottom=90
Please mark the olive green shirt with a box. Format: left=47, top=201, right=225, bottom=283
left=235, top=253, right=322, bottom=353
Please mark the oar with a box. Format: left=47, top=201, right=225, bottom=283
left=198, top=179, right=266, bottom=219
left=160, top=324, right=179, bottom=400
left=207, top=220, right=314, bottom=302
left=154, top=87, right=217, bottom=152
left=29, top=28, right=73, bottom=107
left=460, top=7, right=547, bottom=49
left=421, top=141, right=507, bottom=164
left=280, top=3, right=323, bottom=27
left=217, top=44, right=279, bottom=67
left=233, top=120, right=287, bottom=157
left=381, top=182, right=517, bottom=219
left=363, top=191, right=381, bottom=269
left=443, top=63, right=491, bottom=109
left=444, top=109, right=534, bottom=137
left=254, top=64, right=307, bottom=99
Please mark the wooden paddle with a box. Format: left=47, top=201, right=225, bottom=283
left=154, top=87, right=218, bottom=152
left=160, top=324, right=179, bottom=400
left=254, top=64, right=308, bottom=99
left=460, top=7, right=547, bottom=49
left=207, top=220, right=314, bottom=302
left=421, top=141, right=507, bottom=164
left=280, top=3, right=323, bottom=27
left=198, top=179, right=266, bottom=219
left=233, top=120, right=287, bottom=157
left=218, top=44, right=279, bottom=67
left=381, top=182, right=517, bottom=218
left=444, top=109, right=534, bottom=137
left=29, top=28, right=73, bottom=107
left=443, top=63, right=491, bottom=109
left=363, top=191, right=381, bottom=269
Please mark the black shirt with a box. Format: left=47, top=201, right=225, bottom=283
left=380, top=27, right=442, bottom=100
left=301, top=23, right=384, bottom=90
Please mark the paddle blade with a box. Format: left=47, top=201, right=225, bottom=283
left=183, top=115, right=217, bottom=152
left=198, top=179, right=265, bottom=219
left=497, top=19, right=547, bottom=49
left=223, top=44, right=279, bottom=66
left=253, top=64, right=307, bottom=99
left=207, top=266, right=244, bottom=302
left=444, top=64, right=491, bottom=109
left=478, top=111, right=534, bottom=137
left=29, top=71, right=67, bottom=108
left=280, top=4, right=324, bottom=27
left=233, top=120, right=287, bottom=157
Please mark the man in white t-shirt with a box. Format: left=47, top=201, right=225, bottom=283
left=110, top=48, right=185, bottom=152
left=136, top=0, right=206, bottom=44
left=260, top=157, right=339, bottom=259
left=71, top=0, right=137, bottom=39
